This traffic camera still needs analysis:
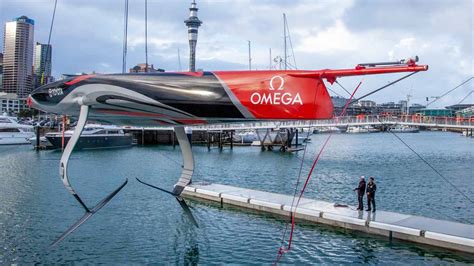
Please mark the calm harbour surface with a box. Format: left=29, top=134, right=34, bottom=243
left=0, top=131, right=473, bottom=264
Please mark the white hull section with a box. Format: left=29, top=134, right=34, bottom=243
left=0, top=132, right=36, bottom=144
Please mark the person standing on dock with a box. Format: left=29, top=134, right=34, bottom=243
left=354, top=176, right=366, bottom=210
left=366, top=177, right=377, bottom=212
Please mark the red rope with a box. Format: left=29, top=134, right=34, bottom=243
left=274, top=80, right=363, bottom=264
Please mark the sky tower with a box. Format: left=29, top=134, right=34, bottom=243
left=184, top=0, right=202, bottom=72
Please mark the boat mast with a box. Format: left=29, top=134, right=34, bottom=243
left=248, top=40, right=252, bottom=70
left=283, top=13, right=287, bottom=70
left=269, top=48, right=272, bottom=70
left=122, top=0, right=129, bottom=73
left=178, top=48, right=182, bottom=71
left=144, top=0, right=148, bottom=72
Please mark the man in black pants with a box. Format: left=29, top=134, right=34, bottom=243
left=353, top=176, right=366, bottom=210
left=366, top=176, right=377, bottom=212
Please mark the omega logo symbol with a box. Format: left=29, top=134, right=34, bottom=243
left=250, top=75, right=303, bottom=105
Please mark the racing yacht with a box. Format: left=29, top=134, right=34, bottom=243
left=27, top=57, right=428, bottom=246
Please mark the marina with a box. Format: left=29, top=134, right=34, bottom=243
left=1, top=0, right=473, bottom=264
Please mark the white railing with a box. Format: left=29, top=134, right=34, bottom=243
left=190, top=115, right=474, bottom=131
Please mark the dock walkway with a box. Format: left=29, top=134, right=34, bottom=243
left=183, top=183, right=474, bottom=253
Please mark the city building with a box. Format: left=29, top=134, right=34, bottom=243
left=357, top=100, right=376, bottom=108
left=331, top=96, right=362, bottom=116
left=456, top=106, right=473, bottom=118
left=331, top=97, right=431, bottom=116
left=417, top=108, right=455, bottom=117
left=2, top=16, right=35, bottom=98
left=34, top=42, right=53, bottom=88
left=129, top=63, right=164, bottom=73
left=409, top=103, right=426, bottom=114
left=184, top=0, right=202, bottom=72
left=445, top=104, right=474, bottom=112
left=377, top=102, right=403, bottom=115
left=0, top=53, right=3, bottom=91
left=0, top=92, right=28, bottom=114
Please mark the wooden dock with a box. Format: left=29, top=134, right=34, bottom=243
left=182, top=183, right=474, bottom=253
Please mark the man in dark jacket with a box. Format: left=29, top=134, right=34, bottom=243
left=353, top=176, right=366, bottom=210
left=366, top=176, right=377, bottom=212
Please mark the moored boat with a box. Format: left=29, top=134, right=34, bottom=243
left=45, top=124, right=134, bottom=150
left=346, top=125, right=379, bottom=134
left=388, top=125, right=420, bottom=133
left=0, top=115, right=36, bottom=145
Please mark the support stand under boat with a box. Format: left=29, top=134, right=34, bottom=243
left=51, top=105, right=128, bottom=246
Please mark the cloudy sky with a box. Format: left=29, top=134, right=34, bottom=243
left=1, top=0, right=472, bottom=107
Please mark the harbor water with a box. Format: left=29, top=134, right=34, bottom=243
left=0, top=131, right=472, bottom=264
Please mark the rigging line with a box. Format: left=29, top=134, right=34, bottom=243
left=41, top=0, right=57, bottom=85
left=285, top=16, right=297, bottom=69
left=376, top=116, right=474, bottom=204
left=295, top=145, right=471, bottom=223
left=277, top=127, right=312, bottom=249
left=145, top=0, right=148, bottom=72
left=426, top=77, right=473, bottom=107
left=458, top=90, right=473, bottom=104
left=285, top=61, right=298, bottom=70
left=338, top=79, right=473, bottom=203
left=276, top=84, right=321, bottom=250
left=275, top=81, right=363, bottom=264
left=327, top=87, right=345, bottom=98
left=349, top=71, right=419, bottom=105
left=335, top=80, right=352, bottom=96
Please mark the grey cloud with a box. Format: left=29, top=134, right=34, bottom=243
left=1, top=0, right=472, bottom=106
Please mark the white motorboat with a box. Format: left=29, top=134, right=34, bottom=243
left=45, top=124, right=134, bottom=150
left=346, top=125, right=379, bottom=133
left=233, top=131, right=258, bottom=144
left=388, top=125, right=419, bottom=133
left=313, top=127, right=342, bottom=134
left=0, top=115, right=36, bottom=145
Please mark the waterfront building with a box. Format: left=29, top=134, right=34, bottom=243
left=331, top=96, right=362, bottom=116
left=184, top=0, right=202, bottom=72
left=418, top=108, right=455, bottom=117
left=409, top=103, right=426, bottom=114
left=34, top=42, right=53, bottom=88
left=377, top=102, right=403, bottom=115
left=2, top=16, right=35, bottom=98
left=358, top=100, right=376, bottom=108
left=0, top=92, right=28, bottom=114
left=456, top=106, right=473, bottom=118
left=445, top=104, right=474, bottom=112
left=129, top=63, right=164, bottom=73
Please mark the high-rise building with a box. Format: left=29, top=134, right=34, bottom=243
left=34, top=42, right=52, bottom=88
left=2, top=16, right=35, bottom=98
left=184, top=0, right=202, bottom=72
left=0, top=53, right=3, bottom=91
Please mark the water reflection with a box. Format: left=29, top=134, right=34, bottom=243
left=172, top=211, right=200, bottom=265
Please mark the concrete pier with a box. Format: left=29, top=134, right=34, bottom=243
left=182, top=183, right=474, bottom=253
